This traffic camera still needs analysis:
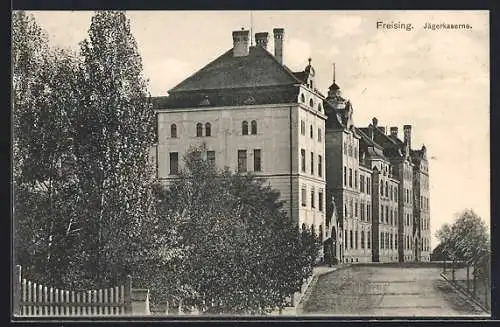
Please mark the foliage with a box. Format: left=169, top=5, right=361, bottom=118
left=13, top=10, right=159, bottom=290
left=154, top=144, right=320, bottom=314
left=12, top=11, right=83, bottom=286
left=435, top=209, right=489, bottom=265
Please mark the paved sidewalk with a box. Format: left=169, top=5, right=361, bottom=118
left=269, top=264, right=350, bottom=316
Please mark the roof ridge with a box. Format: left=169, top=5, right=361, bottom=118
left=168, top=48, right=233, bottom=93
left=254, top=46, right=304, bottom=84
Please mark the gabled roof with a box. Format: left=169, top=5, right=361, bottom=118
left=169, top=46, right=302, bottom=93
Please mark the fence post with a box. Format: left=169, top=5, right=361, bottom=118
left=466, top=265, right=470, bottom=291
left=124, top=276, right=132, bottom=315
left=14, top=265, right=21, bottom=316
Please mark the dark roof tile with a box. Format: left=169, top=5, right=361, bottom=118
left=169, top=46, right=302, bottom=93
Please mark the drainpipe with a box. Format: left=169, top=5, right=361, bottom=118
left=289, top=105, right=293, bottom=223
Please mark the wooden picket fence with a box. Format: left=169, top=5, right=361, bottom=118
left=13, top=265, right=133, bottom=317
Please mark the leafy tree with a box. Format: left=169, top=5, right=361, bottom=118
left=156, top=144, right=319, bottom=314
left=12, top=11, right=82, bottom=286
left=68, top=10, right=157, bottom=288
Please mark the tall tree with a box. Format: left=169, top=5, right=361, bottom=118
left=12, top=11, right=81, bottom=286
left=72, top=10, right=157, bottom=288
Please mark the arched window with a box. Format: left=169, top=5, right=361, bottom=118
left=309, top=98, right=314, bottom=108
left=242, top=121, right=249, bottom=135
left=318, top=103, right=322, bottom=112
left=205, top=123, right=211, bottom=137
left=196, top=123, right=203, bottom=137
left=300, top=94, right=305, bottom=103
left=170, top=124, right=177, bottom=138
left=251, top=120, right=257, bottom=135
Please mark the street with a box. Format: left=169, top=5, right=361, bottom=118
left=299, top=264, right=489, bottom=317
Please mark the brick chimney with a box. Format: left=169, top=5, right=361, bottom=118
left=403, top=125, right=412, bottom=149
left=390, top=126, right=398, bottom=138
left=232, top=29, right=250, bottom=57
left=273, top=28, right=284, bottom=64
left=255, top=32, right=269, bottom=50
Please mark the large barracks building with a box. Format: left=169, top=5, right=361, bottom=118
left=151, top=28, right=431, bottom=263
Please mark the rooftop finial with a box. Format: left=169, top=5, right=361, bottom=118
left=333, top=62, right=336, bottom=83
left=308, top=57, right=312, bottom=65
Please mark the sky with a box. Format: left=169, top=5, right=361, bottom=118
left=28, top=10, right=490, bottom=249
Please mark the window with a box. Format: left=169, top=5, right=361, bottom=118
left=319, top=191, right=323, bottom=212
left=170, top=124, right=177, bottom=138
left=344, top=204, right=347, bottom=217
left=343, top=166, right=347, bottom=186
left=301, top=149, right=306, bottom=172
left=367, top=203, right=371, bottom=222
left=242, top=121, right=249, bottom=135
left=355, top=171, right=358, bottom=189
left=254, top=149, right=261, bottom=172
left=307, top=152, right=313, bottom=175
left=301, top=94, right=305, bottom=103
left=361, top=202, right=365, bottom=221
left=301, top=186, right=307, bottom=207
left=350, top=199, right=354, bottom=217
left=196, top=123, right=203, bottom=137
left=380, top=205, right=384, bottom=222
left=380, top=232, right=384, bottom=249
left=361, top=231, right=365, bottom=249
left=349, top=168, right=353, bottom=187
left=205, top=122, right=211, bottom=137
left=318, top=128, right=322, bottom=142
left=367, top=231, right=371, bottom=249
left=319, top=225, right=323, bottom=242
left=360, top=175, right=365, bottom=193
left=390, top=234, right=393, bottom=249
left=385, top=206, right=389, bottom=223
left=355, top=201, right=358, bottom=218
left=169, top=152, right=179, bottom=175
left=318, top=103, right=322, bottom=112
left=301, top=120, right=305, bottom=135
left=238, top=150, right=247, bottom=172
left=390, top=185, right=393, bottom=201
left=251, top=120, right=257, bottom=135
left=367, top=177, right=371, bottom=194
left=395, top=234, right=398, bottom=249
left=345, top=230, right=348, bottom=249
left=350, top=230, right=353, bottom=249
left=311, top=189, right=315, bottom=208
left=318, top=155, right=322, bottom=177
left=207, top=151, right=215, bottom=166
left=309, top=99, right=314, bottom=107
left=355, top=231, right=358, bottom=249
left=380, top=183, right=384, bottom=196
left=386, top=233, right=390, bottom=249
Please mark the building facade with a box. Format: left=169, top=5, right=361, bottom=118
left=152, top=27, right=431, bottom=263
